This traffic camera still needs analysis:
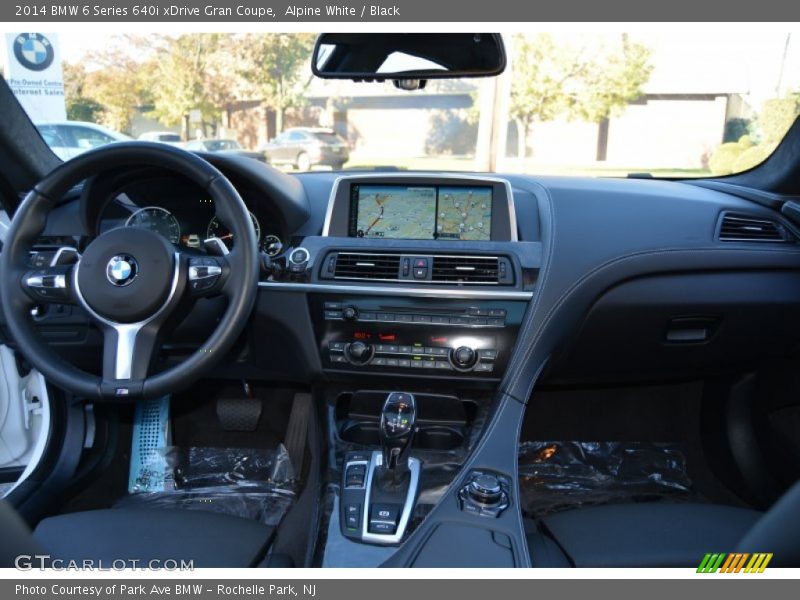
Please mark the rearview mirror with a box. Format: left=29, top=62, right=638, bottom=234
left=312, top=33, right=506, bottom=87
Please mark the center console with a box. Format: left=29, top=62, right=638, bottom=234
left=297, top=175, right=536, bottom=561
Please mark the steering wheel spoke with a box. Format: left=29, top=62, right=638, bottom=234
left=101, top=322, right=159, bottom=384
left=22, top=265, right=76, bottom=304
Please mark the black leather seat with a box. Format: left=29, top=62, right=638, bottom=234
left=1, top=504, right=275, bottom=568
left=527, top=481, right=800, bottom=567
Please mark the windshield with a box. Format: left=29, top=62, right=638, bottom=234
left=2, top=31, right=799, bottom=177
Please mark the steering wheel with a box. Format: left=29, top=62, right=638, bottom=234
left=0, top=142, right=259, bottom=401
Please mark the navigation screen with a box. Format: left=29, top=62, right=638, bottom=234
left=349, top=184, right=492, bottom=240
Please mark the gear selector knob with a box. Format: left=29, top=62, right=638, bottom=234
left=379, top=392, right=417, bottom=471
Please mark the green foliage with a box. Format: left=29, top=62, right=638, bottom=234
left=709, top=92, right=799, bottom=175
left=723, top=117, right=751, bottom=143
left=731, top=143, right=776, bottom=173
left=708, top=135, right=754, bottom=175
left=571, top=35, right=653, bottom=122
left=759, top=95, right=800, bottom=144
left=236, top=33, right=316, bottom=134
left=509, top=34, right=652, bottom=158
left=72, top=45, right=151, bottom=133
left=62, top=62, right=103, bottom=123
left=147, top=34, right=230, bottom=135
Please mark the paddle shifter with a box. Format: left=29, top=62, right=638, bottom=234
left=340, top=392, right=422, bottom=544
left=379, top=392, right=417, bottom=472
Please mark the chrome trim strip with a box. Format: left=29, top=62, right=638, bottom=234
left=257, top=280, right=533, bottom=300
left=25, top=274, right=67, bottom=289
left=203, top=237, right=230, bottom=256
left=321, top=173, right=519, bottom=241
left=188, top=265, right=222, bottom=280
left=50, top=246, right=81, bottom=267
left=360, top=450, right=421, bottom=545
left=73, top=253, right=182, bottom=381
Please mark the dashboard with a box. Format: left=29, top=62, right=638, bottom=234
left=10, top=152, right=800, bottom=394
left=95, top=174, right=287, bottom=257
left=3, top=144, right=800, bottom=571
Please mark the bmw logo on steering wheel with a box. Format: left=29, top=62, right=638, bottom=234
left=13, top=33, right=55, bottom=72
left=106, top=255, right=138, bottom=287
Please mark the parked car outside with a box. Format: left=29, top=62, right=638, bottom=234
left=261, top=127, right=350, bottom=171
left=183, top=138, right=267, bottom=162
left=35, top=121, right=131, bottom=161
left=138, top=131, right=183, bottom=146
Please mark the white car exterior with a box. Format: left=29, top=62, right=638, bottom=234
left=36, top=121, right=131, bottom=161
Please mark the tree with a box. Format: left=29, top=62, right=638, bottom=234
left=62, top=62, right=103, bottom=123
left=237, top=34, right=315, bottom=136
left=509, top=34, right=585, bottom=159
left=147, top=34, right=234, bottom=140
left=75, top=45, right=151, bottom=133
left=509, top=34, right=652, bottom=159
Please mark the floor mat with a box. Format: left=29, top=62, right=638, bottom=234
left=116, top=488, right=296, bottom=527
left=120, top=445, right=296, bottom=526
left=519, top=441, right=696, bottom=517
left=124, top=397, right=298, bottom=526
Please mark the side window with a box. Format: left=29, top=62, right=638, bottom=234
left=71, top=127, right=114, bottom=150
left=288, top=131, right=306, bottom=142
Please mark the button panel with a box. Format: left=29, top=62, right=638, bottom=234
left=328, top=341, right=497, bottom=373
left=323, top=303, right=507, bottom=329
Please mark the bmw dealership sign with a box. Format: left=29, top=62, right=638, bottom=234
left=3, top=33, right=67, bottom=122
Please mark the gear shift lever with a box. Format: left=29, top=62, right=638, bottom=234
left=340, top=392, right=421, bottom=542
left=379, top=392, right=416, bottom=472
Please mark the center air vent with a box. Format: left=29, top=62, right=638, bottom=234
left=323, top=251, right=515, bottom=285
left=332, top=252, right=402, bottom=281
left=718, top=213, right=794, bottom=243
left=432, top=255, right=501, bottom=284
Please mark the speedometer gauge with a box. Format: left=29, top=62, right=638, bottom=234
left=125, top=207, right=181, bottom=244
left=206, top=211, right=261, bottom=249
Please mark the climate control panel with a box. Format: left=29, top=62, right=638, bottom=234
left=311, top=296, right=525, bottom=379
left=328, top=340, right=498, bottom=373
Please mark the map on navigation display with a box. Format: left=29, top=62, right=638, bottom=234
left=353, top=185, right=436, bottom=239
left=436, top=187, right=492, bottom=241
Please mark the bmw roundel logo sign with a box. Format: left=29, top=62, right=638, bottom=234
left=13, top=33, right=55, bottom=72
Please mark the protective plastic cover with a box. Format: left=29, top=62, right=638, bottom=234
left=518, top=441, right=694, bottom=517
left=120, top=444, right=296, bottom=526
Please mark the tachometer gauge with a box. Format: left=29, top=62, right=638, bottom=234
left=206, top=211, right=261, bottom=249
left=262, top=234, right=283, bottom=257
left=125, top=207, right=181, bottom=244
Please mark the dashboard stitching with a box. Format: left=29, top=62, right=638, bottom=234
left=506, top=245, right=800, bottom=398
left=500, top=181, right=556, bottom=400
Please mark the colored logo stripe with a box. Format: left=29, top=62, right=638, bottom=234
left=697, top=553, right=773, bottom=573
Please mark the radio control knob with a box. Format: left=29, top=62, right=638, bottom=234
left=346, top=341, right=373, bottom=364
left=342, top=306, right=358, bottom=321
left=452, top=346, right=477, bottom=369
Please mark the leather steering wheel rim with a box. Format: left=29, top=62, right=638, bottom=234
left=0, top=142, right=259, bottom=401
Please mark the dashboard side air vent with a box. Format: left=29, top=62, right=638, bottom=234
left=431, top=255, right=504, bottom=284
left=332, top=252, right=402, bottom=281
left=718, top=213, right=794, bottom=243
